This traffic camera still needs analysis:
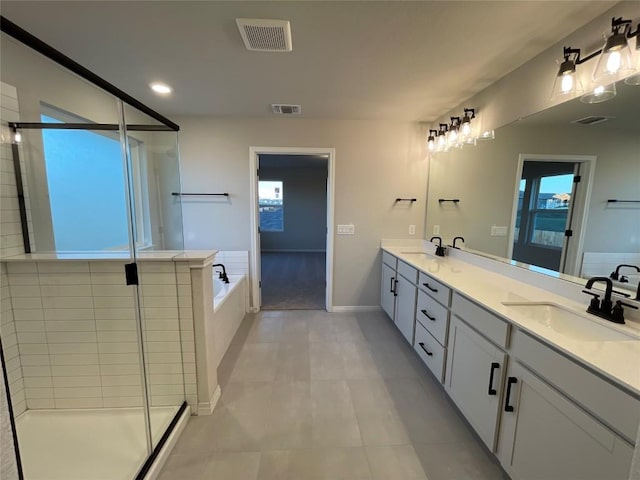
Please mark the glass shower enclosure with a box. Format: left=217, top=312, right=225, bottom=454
left=1, top=17, right=186, bottom=480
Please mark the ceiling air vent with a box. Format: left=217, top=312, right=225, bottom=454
left=271, top=104, right=301, bottom=115
left=236, top=19, right=292, bottom=52
left=571, top=116, right=613, bottom=126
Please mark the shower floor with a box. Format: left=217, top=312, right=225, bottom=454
left=16, top=406, right=179, bottom=480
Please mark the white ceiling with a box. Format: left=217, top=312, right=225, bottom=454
left=0, top=1, right=616, bottom=122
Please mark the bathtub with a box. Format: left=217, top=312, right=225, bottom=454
left=213, top=274, right=245, bottom=313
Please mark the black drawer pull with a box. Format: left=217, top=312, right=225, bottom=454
left=418, top=342, right=433, bottom=356
left=422, top=283, right=438, bottom=293
left=390, top=276, right=395, bottom=293
left=420, top=309, right=436, bottom=321
left=505, top=377, right=518, bottom=412
left=393, top=279, right=398, bottom=297
left=488, top=362, right=500, bottom=395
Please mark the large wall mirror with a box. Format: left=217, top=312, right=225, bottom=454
left=426, top=80, right=640, bottom=295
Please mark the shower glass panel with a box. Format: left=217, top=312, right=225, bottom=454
left=1, top=25, right=184, bottom=480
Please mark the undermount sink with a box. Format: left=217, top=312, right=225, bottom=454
left=501, top=302, right=639, bottom=342
left=401, top=251, right=434, bottom=257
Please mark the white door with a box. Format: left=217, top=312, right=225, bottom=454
left=395, top=275, right=416, bottom=344
left=381, top=263, right=396, bottom=320
left=497, top=361, right=633, bottom=480
left=445, top=316, right=506, bottom=450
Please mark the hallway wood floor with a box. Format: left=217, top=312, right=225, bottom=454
left=158, top=310, right=506, bottom=480
left=260, top=252, right=326, bottom=310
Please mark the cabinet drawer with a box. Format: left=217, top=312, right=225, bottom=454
left=418, top=272, right=451, bottom=306
left=416, top=289, right=449, bottom=346
left=414, top=322, right=446, bottom=382
left=397, top=260, right=417, bottom=283
left=382, top=251, right=397, bottom=269
left=511, top=329, right=640, bottom=444
left=451, top=293, right=509, bottom=348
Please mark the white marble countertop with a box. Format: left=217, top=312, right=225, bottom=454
left=0, top=250, right=218, bottom=264
left=382, top=245, right=640, bottom=396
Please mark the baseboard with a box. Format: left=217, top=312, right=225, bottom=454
left=143, top=404, right=191, bottom=480
left=197, top=384, right=221, bottom=416
left=261, top=249, right=326, bottom=253
left=331, top=306, right=382, bottom=312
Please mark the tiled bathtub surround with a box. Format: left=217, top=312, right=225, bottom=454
left=3, top=259, right=194, bottom=410
left=1, top=263, right=25, bottom=415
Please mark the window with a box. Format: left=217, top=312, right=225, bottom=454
left=259, top=180, right=284, bottom=232
left=529, top=174, right=573, bottom=248
left=40, top=106, right=152, bottom=251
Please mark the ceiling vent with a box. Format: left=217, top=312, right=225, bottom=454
left=571, top=115, right=614, bottom=125
left=236, top=19, right=292, bottom=52
left=271, top=104, right=301, bottom=115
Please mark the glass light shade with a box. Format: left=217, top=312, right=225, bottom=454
left=461, top=121, right=472, bottom=137
left=448, top=127, right=458, bottom=145
left=551, top=62, right=583, bottom=100
left=427, top=137, right=436, bottom=152
left=580, top=81, right=616, bottom=104
left=592, top=34, right=635, bottom=82
left=624, top=39, right=640, bottom=85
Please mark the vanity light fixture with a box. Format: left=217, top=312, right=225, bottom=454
left=624, top=36, right=640, bottom=85
left=460, top=108, right=475, bottom=137
left=581, top=81, right=617, bottom=104
left=592, top=18, right=636, bottom=82
left=427, top=129, right=438, bottom=152
left=448, top=117, right=460, bottom=145
left=13, top=131, right=21, bottom=143
left=437, top=123, right=448, bottom=151
left=551, top=47, right=584, bottom=99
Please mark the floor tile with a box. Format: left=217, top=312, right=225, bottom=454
left=230, top=343, right=279, bottom=382
left=365, top=445, right=429, bottom=480
left=276, top=343, right=310, bottom=381
left=310, top=342, right=345, bottom=380
left=262, top=381, right=313, bottom=450
left=413, top=442, right=506, bottom=480
left=201, top=451, right=261, bottom=479
left=258, top=447, right=371, bottom=480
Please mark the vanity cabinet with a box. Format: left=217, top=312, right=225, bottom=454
left=496, top=360, right=633, bottom=480
left=395, top=273, right=417, bottom=344
left=380, top=253, right=417, bottom=344
left=445, top=314, right=506, bottom=450
left=381, top=262, right=396, bottom=319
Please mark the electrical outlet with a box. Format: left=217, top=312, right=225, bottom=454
left=337, top=224, right=355, bottom=235
left=491, top=225, right=508, bottom=237
left=409, top=225, right=416, bottom=235
left=433, top=225, right=440, bottom=235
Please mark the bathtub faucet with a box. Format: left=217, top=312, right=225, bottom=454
left=212, top=264, right=230, bottom=284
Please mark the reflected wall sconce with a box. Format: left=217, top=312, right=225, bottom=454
left=427, top=129, right=438, bottom=152
left=552, top=17, right=640, bottom=104
left=428, top=106, right=482, bottom=155
left=437, top=123, right=448, bottom=151
left=460, top=108, right=475, bottom=139
left=448, top=117, right=460, bottom=146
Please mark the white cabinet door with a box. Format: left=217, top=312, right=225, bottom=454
left=445, top=316, right=505, bottom=450
left=497, top=361, right=633, bottom=480
left=381, top=262, right=396, bottom=320
left=395, top=274, right=416, bottom=344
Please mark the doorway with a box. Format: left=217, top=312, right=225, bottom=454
left=249, top=147, right=335, bottom=312
left=508, top=154, right=595, bottom=275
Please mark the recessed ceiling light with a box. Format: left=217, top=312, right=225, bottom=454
left=150, top=82, right=172, bottom=95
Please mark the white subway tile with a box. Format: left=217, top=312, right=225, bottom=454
left=22, top=366, right=52, bottom=377
left=4, top=344, right=19, bottom=360
left=93, top=296, right=134, bottom=309
left=140, top=296, right=177, bottom=308
left=19, top=343, right=48, bottom=355
left=94, top=308, right=135, bottom=320
left=99, top=364, right=141, bottom=376
left=20, top=355, right=50, bottom=366
left=55, top=398, right=103, bottom=409
left=89, top=262, right=126, bottom=273
left=11, top=296, right=43, bottom=309
left=7, top=367, right=23, bottom=385
left=91, top=285, right=131, bottom=297
left=37, top=262, right=89, bottom=273
left=144, top=331, right=180, bottom=342
left=103, top=397, right=143, bottom=408
left=182, top=363, right=196, bottom=374
left=98, top=342, right=139, bottom=354
left=45, top=320, right=96, bottom=332
left=15, top=321, right=45, bottom=332
left=144, top=320, right=180, bottom=331
left=42, top=296, right=93, bottom=309
left=8, top=274, right=39, bottom=286
left=52, top=376, right=101, bottom=388
left=96, top=320, right=137, bottom=331
left=9, top=285, right=41, bottom=298
left=98, top=353, right=140, bottom=365
left=139, top=273, right=176, bottom=285
left=53, top=387, right=101, bottom=398
left=143, top=308, right=179, bottom=320
left=149, top=374, right=184, bottom=385
left=150, top=395, right=185, bottom=406
left=23, top=377, right=53, bottom=388
left=6, top=263, right=37, bottom=274
left=101, top=375, right=141, bottom=387
left=184, top=373, right=196, bottom=385
left=27, top=398, right=54, bottom=409
left=13, top=309, right=44, bottom=321
left=47, top=331, right=97, bottom=343
left=25, top=387, right=54, bottom=399
left=145, top=341, right=181, bottom=353
left=101, top=385, right=143, bottom=397
left=44, top=309, right=94, bottom=321
left=97, top=331, right=136, bottom=343
left=39, top=273, right=90, bottom=285
left=51, top=365, right=100, bottom=377
left=17, top=332, right=47, bottom=344
left=146, top=352, right=182, bottom=364
left=176, top=273, right=191, bottom=285
left=148, top=363, right=184, bottom=375
left=41, top=285, right=92, bottom=297
left=139, top=263, right=175, bottom=274
left=141, top=284, right=179, bottom=297
left=13, top=400, right=26, bottom=416
left=90, top=272, right=127, bottom=285
left=48, top=343, right=98, bottom=355
left=50, top=354, right=99, bottom=366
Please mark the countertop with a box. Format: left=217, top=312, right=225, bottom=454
left=382, top=245, right=640, bottom=397
left=0, top=250, right=218, bottom=264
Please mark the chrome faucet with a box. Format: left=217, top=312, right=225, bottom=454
left=430, top=236, right=446, bottom=257
left=212, top=264, right=230, bottom=284
left=582, top=276, right=637, bottom=324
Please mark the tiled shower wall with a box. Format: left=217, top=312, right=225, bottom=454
left=1, top=263, right=25, bottom=415
left=3, top=260, right=197, bottom=411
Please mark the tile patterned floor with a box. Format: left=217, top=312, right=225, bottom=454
left=158, top=310, right=507, bottom=480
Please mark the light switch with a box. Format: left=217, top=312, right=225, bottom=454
left=409, top=225, right=416, bottom=235
left=433, top=225, right=440, bottom=235
left=337, top=224, right=355, bottom=235
left=491, top=226, right=508, bottom=237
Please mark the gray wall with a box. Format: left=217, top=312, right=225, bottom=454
left=176, top=117, right=427, bottom=307
left=259, top=163, right=327, bottom=252
left=426, top=123, right=640, bottom=258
